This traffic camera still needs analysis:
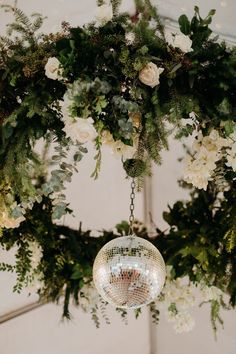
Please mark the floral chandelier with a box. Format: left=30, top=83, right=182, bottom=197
left=0, top=0, right=235, bottom=334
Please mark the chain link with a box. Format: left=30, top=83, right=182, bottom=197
left=129, top=178, right=136, bottom=234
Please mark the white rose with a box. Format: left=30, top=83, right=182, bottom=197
left=96, top=4, right=113, bottom=24
left=173, top=34, right=193, bottom=53
left=63, top=117, right=98, bottom=144
left=45, top=57, right=63, bottom=80
left=139, top=62, right=164, bottom=88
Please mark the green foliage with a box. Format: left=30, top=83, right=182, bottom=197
left=224, top=229, right=236, bottom=253
left=149, top=302, right=160, bottom=324
left=210, top=300, right=224, bottom=336
left=123, top=158, right=146, bottom=178
left=157, top=182, right=236, bottom=308
left=178, top=15, right=191, bottom=35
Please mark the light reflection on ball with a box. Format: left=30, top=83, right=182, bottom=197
left=93, top=235, right=166, bottom=309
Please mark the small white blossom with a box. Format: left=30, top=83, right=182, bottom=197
left=184, top=129, right=229, bottom=190
left=139, top=62, right=164, bottom=88
left=180, top=113, right=197, bottom=127
left=226, top=144, right=236, bottom=171
left=168, top=311, right=195, bottom=333
left=111, top=140, right=136, bottom=160
left=96, top=4, right=113, bottom=24
left=45, top=57, right=63, bottom=80
left=200, top=285, right=222, bottom=302
left=28, top=241, right=43, bottom=270
left=157, top=270, right=196, bottom=334
left=189, top=111, right=197, bottom=120
left=184, top=155, right=212, bottom=190
left=79, top=283, right=100, bottom=312
left=101, top=130, right=136, bottom=160
left=26, top=241, right=44, bottom=292
left=159, top=276, right=196, bottom=311
left=125, top=32, right=136, bottom=45
left=226, top=131, right=236, bottom=171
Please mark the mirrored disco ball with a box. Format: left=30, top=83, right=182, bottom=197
left=93, top=235, right=166, bottom=309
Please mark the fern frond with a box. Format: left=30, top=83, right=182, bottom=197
left=224, top=229, right=236, bottom=253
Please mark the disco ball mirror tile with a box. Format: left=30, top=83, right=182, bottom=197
left=93, top=235, right=166, bottom=309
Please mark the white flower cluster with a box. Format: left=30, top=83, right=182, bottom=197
left=101, top=130, right=136, bottom=160
left=26, top=241, right=44, bottom=292
left=184, top=129, right=229, bottom=190
left=79, top=283, right=100, bottom=312
left=199, top=284, right=223, bottom=302
left=157, top=269, right=196, bottom=333
left=165, top=31, right=193, bottom=53
left=125, top=32, right=136, bottom=45
left=168, top=311, right=195, bottom=334
left=28, top=241, right=43, bottom=270
left=226, top=130, right=236, bottom=171
left=61, top=96, right=98, bottom=144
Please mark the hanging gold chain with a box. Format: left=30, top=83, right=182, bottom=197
left=129, top=178, right=135, bottom=234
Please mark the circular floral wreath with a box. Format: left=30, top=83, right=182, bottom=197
left=0, top=0, right=235, bottom=334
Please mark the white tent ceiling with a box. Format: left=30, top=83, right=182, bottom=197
left=1, top=1, right=236, bottom=42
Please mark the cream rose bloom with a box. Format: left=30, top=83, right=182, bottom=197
left=96, top=4, right=113, bottom=24
left=63, top=117, right=98, bottom=144
left=165, top=31, right=192, bottom=53
left=61, top=96, right=97, bottom=144
left=173, top=34, right=193, bottom=53
left=139, top=62, right=164, bottom=88
left=111, top=140, right=136, bottom=160
left=101, top=130, right=136, bottom=160
left=45, top=57, right=62, bottom=80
